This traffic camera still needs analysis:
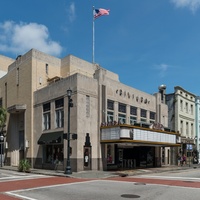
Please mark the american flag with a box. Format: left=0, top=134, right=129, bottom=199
left=94, top=8, right=110, bottom=19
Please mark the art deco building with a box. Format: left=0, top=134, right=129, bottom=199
left=0, top=49, right=180, bottom=171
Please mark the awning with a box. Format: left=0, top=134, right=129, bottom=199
left=38, top=131, right=63, bottom=145
left=7, top=104, right=26, bottom=114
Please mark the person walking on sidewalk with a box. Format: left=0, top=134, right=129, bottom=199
left=177, top=153, right=182, bottom=166
left=182, top=154, right=186, bottom=166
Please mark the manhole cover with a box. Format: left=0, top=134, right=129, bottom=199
left=121, top=194, right=140, bottom=198
left=134, top=182, right=146, bottom=185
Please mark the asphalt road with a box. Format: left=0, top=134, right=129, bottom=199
left=1, top=168, right=200, bottom=200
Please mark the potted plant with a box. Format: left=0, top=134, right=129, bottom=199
left=18, top=159, right=31, bottom=172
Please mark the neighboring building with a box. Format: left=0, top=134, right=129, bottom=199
left=0, top=55, right=14, bottom=78
left=195, top=96, right=200, bottom=160
left=0, top=49, right=180, bottom=172
left=166, top=86, right=196, bottom=165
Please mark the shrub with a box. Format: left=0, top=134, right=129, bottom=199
left=18, top=159, right=31, bottom=172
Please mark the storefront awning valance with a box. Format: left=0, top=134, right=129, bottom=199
left=38, top=131, right=63, bottom=145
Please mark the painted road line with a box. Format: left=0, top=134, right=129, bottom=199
left=6, top=180, right=98, bottom=200
left=133, top=175, right=200, bottom=181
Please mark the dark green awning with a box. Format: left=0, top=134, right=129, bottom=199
left=38, top=131, right=63, bottom=145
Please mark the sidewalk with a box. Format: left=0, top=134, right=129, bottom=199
left=1, top=164, right=199, bottom=179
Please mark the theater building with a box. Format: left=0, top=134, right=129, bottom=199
left=0, top=49, right=180, bottom=172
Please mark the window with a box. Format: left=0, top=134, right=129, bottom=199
left=186, top=122, right=188, bottom=136
left=55, top=110, right=64, bottom=128
left=150, top=112, right=156, bottom=120
left=107, top=111, right=114, bottom=122
left=118, top=103, right=126, bottom=113
left=180, top=100, right=183, bottom=111
left=118, top=114, right=126, bottom=124
left=140, top=109, right=147, bottom=123
left=55, top=98, right=64, bottom=128
left=107, top=100, right=114, bottom=110
left=5, top=83, right=7, bottom=108
left=130, top=106, right=137, bottom=116
left=130, top=116, right=137, bottom=125
left=45, top=145, right=63, bottom=164
left=55, top=98, right=64, bottom=108
left=141, top=118, right=147, bottom=122
left=46, top=63, right=48, bottom=75
left=191, top=123, right=193, bottom=137
left=141, top=109, right=147, bottom=118
left=191, top=104, right=193, bottom=115
left=150, top=111, right=156, bottom=123
left=130, top=106, right=137, bottom=125
left=107, top=144, right=115, bottom=164
left=43, top=103, right=51, bottom=130
left=180, top=120, right=183, bottom=134
left=86, top=95, right=90, bottom=117
left=185, top=102, right=188, bottom=113
left=16, top=68, right=19, bottom=86
left=43, top=103, right=50, bottom=112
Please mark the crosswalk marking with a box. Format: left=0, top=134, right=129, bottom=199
left=0, top=174, right=51, bottom=182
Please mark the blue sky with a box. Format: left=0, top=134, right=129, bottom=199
left=1, top=0, right=200, bottom=95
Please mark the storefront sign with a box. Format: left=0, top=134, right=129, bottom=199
left=101, top=127, right=120, bottom=140
left=133, top=128, right=176, bottom=144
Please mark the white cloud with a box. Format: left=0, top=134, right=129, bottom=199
left=0, top=21, right=63, bottom=57
left=68, top=2, right=76, bottom=22
left=154, top=63, right=169, bottom=78
left=171, top=0, right=200, bottom=13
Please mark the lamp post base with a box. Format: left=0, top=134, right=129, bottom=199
left=64, top=166, right=72, bottom=175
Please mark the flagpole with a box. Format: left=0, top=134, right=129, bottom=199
left=92, top=6, right=95, bottom=64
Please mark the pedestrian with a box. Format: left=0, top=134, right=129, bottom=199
left=177, top=153, right=181, bottom=166
left=182, top=154, right=186, bottom=166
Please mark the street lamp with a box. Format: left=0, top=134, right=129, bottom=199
left=0, top=125, right=6, bottom=167
left=0, top=134, right=3, bottom=167
left=64, top=88, right=73, bottom=174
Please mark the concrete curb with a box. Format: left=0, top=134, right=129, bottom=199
left=1, top=164, right=199, bottom=179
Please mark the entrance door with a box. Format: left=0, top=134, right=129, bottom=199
left=83, top=147, right=91, bottom=170
left=118, top=149, right=123, bottom=168
left=19, top=131, right=25, bottom=160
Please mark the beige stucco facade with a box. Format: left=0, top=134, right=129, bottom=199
left=0, top=49, right=179, bottom=171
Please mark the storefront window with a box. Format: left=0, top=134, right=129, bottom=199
left=107, top=144, right=115, bottom=164
left=45, top=145, right=63, bottom=164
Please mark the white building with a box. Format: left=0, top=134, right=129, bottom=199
left=166, top=86, right=196, bottom=165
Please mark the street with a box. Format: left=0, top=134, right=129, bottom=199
left=0, top=168, right=200, bottom=199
